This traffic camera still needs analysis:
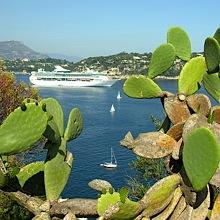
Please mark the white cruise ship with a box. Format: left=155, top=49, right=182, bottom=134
left=29, top=66, right=118, bottom=87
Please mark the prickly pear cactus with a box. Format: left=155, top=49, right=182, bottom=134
left=97, top=189, right=141, bottom=220
left=120, top=26, right=220, bottom=220
left=44, top=139, right=73, bottom=201
left=97, top=191, right=121, bottom=216
left=123, top=76, right=163, bottom=99
left=40, top=98, right=83, bottom=201
left=167, top=27, right=191, bottom=61
left=64, top=108, right=83, bottom=141
left=17, top=161, right=44, bottom=188
left=203, top=72, right=220, bottom=102
left=40, top=98, right=64, bottom=143
left=178, top=56, right=207, bottom=95
left=214, top=27, right=220, bottom=44
left=0, top=97, right=83, bottom=203
left=183, top=127, right=220, bottom=191
left=148, top=43, right=175, bottom=79
left=204, top=37, right=220, bottom=73
left=0, top=102, right=48, bottom=155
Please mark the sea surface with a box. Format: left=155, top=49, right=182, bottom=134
left=15, top=74, right=212, bottom=200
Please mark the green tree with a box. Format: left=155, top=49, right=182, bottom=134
left=0, top=60, right=39, bottom=123
left=127, top=116, right=168, bottom=200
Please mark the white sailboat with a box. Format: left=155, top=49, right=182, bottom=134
left=101, top=148, right=117, bottom=168
left=117, top=91, right=122, bottom=100
left=110, top=104, right=115, bottom=112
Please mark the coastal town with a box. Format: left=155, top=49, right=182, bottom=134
left=4, top=51, right=192, bottom=78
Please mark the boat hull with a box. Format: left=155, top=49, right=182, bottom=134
left=102, top=163, right=117, bottom=168
left=29, top=76, right=118, bottom=87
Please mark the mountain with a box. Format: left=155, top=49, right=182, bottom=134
left=0, top=41, right=49, bottom=60
left=47, top=53, right=82, bottom=62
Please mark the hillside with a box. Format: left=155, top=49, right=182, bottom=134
left=0, top=41, right=48, bottom=60
left=71, top=51, right=200, bottom=77
left=5, top=51, right=201, bottom=76
left=71, top=52, right=184, bottom=77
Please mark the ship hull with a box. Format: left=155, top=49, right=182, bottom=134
left=29, top=76, right=118, bottom=87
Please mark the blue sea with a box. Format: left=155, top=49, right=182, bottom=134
left=15, top=75, right=189, bottom=200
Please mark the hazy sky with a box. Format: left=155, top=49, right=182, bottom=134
left=1, top=0, right=219, bottom=58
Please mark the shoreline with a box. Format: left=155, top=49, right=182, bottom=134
left=15, top=72, right=178, bottom=81
left=112, top=75, right=178, bottom=80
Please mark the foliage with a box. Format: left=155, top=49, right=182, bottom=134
left=0, top=97, right=83, bottom=206
left=0, top=102, right=48, bottom=155
left=114, top=26, right=220, bottom=219
left=128, top=157, right=168, bottom=200
left=148, top=43, right=175, bottom=78
left=0, top=192, right=33, bottom=220
left=167, top=26, right=191, bottom=61
left=0, top=61, right=39, bottom=123
left=123, top=76, right=163, bottom=98
left=183, top=127, right=220, bottom=191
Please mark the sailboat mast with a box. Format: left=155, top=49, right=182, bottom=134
left=112, top=148, right=117, bottom=164
left=114, top=152, right=117, bottom=164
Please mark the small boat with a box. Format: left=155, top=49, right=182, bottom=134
left=117, top=91, right=122, bottom=100
left=101, top=148, right=117, bottom=168
left=110, top=104, right=115, bottom=112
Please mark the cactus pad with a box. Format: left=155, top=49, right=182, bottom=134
left=148, top=43, right=175, bottom=78
left=164, top=95, right=191, bottom=124
left=178, top=56, right=207, bottom=95
left=97, top=192, right=121, bottom=216
left=169, top=197, right=186, bottom=220
left=204, top=37, right=220, bottom=73
left=186, top=94, right=211, bottom=116
left=64, top=108, right=83, bottom=141
left=151, top=187, right=182, bottom=220
left=123, top=76, right=163, bottom=99
left=141, top=174, right=181, bottom=217
left=167, top=122, right=184, bottom=141
left=44, top=119, right=61, bottom=144
left=214, top=27, right=220, bottom=45
left=23, top=98, right=38, bottom=104
left=44, top=139, right=72, bottom=201
left=203, top=72, right=220, bottom=102
left=182, top=114, right=208, bottom=142
left=17, top=161, right=44, bottom=188
left=132, top=132, right=177, bottom=159
left=167, top=27, right=191, bottom=61
left=40, top=98, right=64, bottom=137
left=183, top=127, right=220, bottom=191
left=97, top=191, right=141, bottom=220
left=103, top=200, right=141, bottom=220
left=0, top=103, right=48, bottom=155
left=119, top=187, right=129, bottom=203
